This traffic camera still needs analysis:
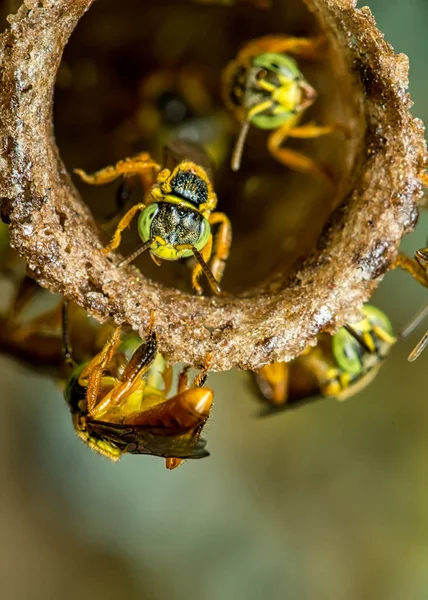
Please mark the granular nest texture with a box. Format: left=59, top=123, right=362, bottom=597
left=0, top=0, right=426, bottom=371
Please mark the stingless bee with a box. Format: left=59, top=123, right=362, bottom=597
left=0, top=274, right=214, bottom=469
left=75, top=147, right=231, bottom=295
left=253, top=304, right=425, bottom=414
left=222, top=35, right=343, bottom=175
left=64, top=310, right=214, bottom=469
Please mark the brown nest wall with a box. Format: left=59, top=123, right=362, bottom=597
left=0, top=0, right=426, bottom=371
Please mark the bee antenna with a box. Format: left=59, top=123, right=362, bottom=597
left=117, top=237, right=154, bottom=268
left=343, top=324, right=374, bottom=354
left=398, top=303, right=428, bottom=340
left=191, top=247, right=221, bottom=295
left=231, top=119, right=250, bottom=172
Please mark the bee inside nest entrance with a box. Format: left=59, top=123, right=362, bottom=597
left=55, top=0, right=360, bottom=296
left=2, top=0, right=423, bottom=369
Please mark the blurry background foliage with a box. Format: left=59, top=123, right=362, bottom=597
left=1, top=1, right=428, bottom=599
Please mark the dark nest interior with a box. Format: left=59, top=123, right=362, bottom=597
left=55, top=0, right=359, bottom=296
left=1, top=0, right=424, bottom=370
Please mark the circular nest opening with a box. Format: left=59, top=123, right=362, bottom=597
left=1, top=0, right=425, bottom=371
left=56, top=0, right=358, bottom=295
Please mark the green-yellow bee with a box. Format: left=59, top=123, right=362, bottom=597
left=0, top=276, right=214, bottom=470
left=254, top=304, right=420, bottom=413
left=75, top=150, right=232, bottom=295
left=64, top=314, right=214, bottom=469
left=223, top=35, right=340, bottom=176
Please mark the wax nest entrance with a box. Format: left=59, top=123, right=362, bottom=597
left=0, top=0, right=425, bottom=371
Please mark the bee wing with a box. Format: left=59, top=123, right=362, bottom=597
left=88, top=420, right=210, bottom=459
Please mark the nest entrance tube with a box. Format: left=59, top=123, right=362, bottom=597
left=55, top=0, right=357, bottom=295
left=0, top=0, right=426, bottom=371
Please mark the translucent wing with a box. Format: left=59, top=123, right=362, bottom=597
left=88, top=420, right=210, bottom=459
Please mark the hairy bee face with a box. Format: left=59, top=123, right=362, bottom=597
left=332, top=305, right=394, bottom=378
left=227, top=51, right=316, bottom=131
left=138, top=202, right=210, bottom=260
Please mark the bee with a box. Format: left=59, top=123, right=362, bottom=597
left=253, top=304, right=423, bottom=414
left=64, top=312, right=214, bottom=469
left=75, top=148, right=231, bottom=295
left=392, top=245, right=428, bottom=361
left=0, top=275, right=214, bottom=469
left=222, top=35, right=341, bottom=175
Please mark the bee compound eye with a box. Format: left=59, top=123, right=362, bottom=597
left=138, top=204, right=159, bottom=242
left=194, top=217, right=211, bottom=252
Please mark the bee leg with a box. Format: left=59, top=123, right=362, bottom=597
left=104, top=327, right=158, bottom=414
left=165, top=458, right=184, bottom=470
left=409, top=330, right=428, bottom=362
left=208, top=212, right=232, bottom=288
left=392, top=254, right=428, bottom=287
left=177, top=365, right=192, bottom=394
left=416, top=247, right=428, bottom=269
left=74, top=152, right=160, bottom=188
left=189, top=236, right=212, bottom=295
left=193, top=352, right=213, bottom=388
left=181, top=238, right=220, bottom=295
left=80, top=327, right=122, bottom=417
left=267, top=125, right=334, bottom=181
left=103, top=203, right=147, bottom=255
left=287, top=123, right=349, bottom=139
left=150, top=252, right=162, bottom=267
left=160, top=361, right=174, bottom=395
left=241, top=35, right=326, bottom=61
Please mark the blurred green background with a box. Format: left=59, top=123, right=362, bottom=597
left=1, top=1, right=428, bottom=599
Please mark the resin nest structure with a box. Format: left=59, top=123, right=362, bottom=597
left=0, top=0, right=426, bottom=371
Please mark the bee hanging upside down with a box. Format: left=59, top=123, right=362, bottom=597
left=222, top=35, right=344, bottom=176
left=253, top=304, right=424, bottom=414
left=75, top=150, right=231, bottom=295
left=0, top=280, right=214, bottom=470
left=64, top=311, right=214, bottom=469
left=392, top=245, right=428, bottom=361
